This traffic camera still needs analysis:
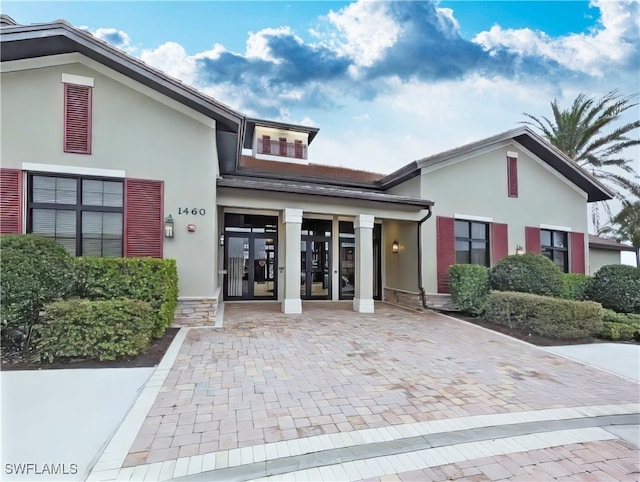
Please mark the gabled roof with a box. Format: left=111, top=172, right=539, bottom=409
left=243, top=118, right=320, bottom=149
left=0, top=15, right=243, bottom=133
left=589, top=235, right=636, bottom=252
left=379, top=127, right=615, bottom=202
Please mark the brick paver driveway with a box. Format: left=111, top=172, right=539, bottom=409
left=124, top=302, right=638, bottom=472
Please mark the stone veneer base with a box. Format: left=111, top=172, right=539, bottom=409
left=173, top=297, right=218, bottom=327
left=384, top=288, right=457, bottom=312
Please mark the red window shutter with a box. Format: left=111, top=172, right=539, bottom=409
left=261, top=135, right=271, bottom=154
left=570, top=231, right=586, bottom=274
left=436, top=216, right=455, bottom=294
left=64, top=83, right=92, bottom=154
left=279, top=137, right=287, bottom=156
left=507, top=156, right=518, bottom=197
left=124, top=178, right=163, bottom=258
left=0, top=168, right=22, bottom=234
left=491, top=223, right=508, bottom=264
left=525, top=226, right=541, bottom=254
left=294, top=140, right=303, bottom=159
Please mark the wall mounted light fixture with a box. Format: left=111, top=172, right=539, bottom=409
left=392, top=240, right=399, bottom=254
left=219, top=233, right=225, bottom=246
left=164, top=215, right=174, bottom=238
left=515, top=244, right=524, bottom=255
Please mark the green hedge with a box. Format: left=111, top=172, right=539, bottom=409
left=449, top=264, right=490, bottom=316
left=484, top=291, right=603, bottom=340
left=489, top=253, right=564, bottom=298
left=561, top=273, right=591, bottom=301
left=598, top=309, right=640, bottom=341
left=599, top=322, right=640, bottom=341
left=587, top=264, right=640, bottom=314
left=0, top=235, right=75, bottom=352
left=74, top=257, right=178, bottom=338
left=37, top=299, right=155, bottom=362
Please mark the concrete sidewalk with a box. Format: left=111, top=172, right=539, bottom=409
left=545, top=343, right=640, bottom=382
left=1, top=367, right=153, bottom=481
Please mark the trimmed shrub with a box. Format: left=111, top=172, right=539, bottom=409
left=484, top=291, right=603, bottom=340
left=74, top=257, right=178, bottom=338
left=449, top=264, right=490, bottom=316
left=37, top=299, right=155, bottom=362
left=489, top=253, right=564, bottom=298
left=561, top=273, right=591, bottom=301
left=598, top=322, right=640, bottom=341
left=0, top=234, right=75, bottom=352
left=586, top=264, right=640, bottom=314
left=601, top=308, right=640, bottom=324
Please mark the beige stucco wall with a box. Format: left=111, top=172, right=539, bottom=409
left=1, top=56, right=220, bottom=298
left=383, top=220, right=419, bottom=292
left=589, top=248, right=621, bottom=275
left=412, top=142, right=589, bottom=293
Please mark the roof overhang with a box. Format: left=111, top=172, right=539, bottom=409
left=589, top=235, right=636, bottom=252
left=217, top=175, right=434, bottom=209
left=243, top=117, right=320, bottom=149
left=0, top=19, right=244, bottom=133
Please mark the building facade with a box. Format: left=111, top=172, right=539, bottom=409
left=0, top=15, right=616, bottom=322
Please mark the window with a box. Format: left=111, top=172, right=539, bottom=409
left=64, top=83, right=92, bottom=154
left=455, top=220, right=489, bottom=266
left=541, top=229, right=568, bottom=272
left=28, top=174, right=123, bottom=257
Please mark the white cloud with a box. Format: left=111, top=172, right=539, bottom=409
left=321, top=1, right=400, bottom=68
left=246, top=27, right=297, bottom=63
left=91, top=27, right=133, bottom=53
left=139, top=42, right=198, bottom=86
left=473, top=0, right=639, bottom=77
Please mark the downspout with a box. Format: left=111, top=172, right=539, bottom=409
left=417, top=205, right=433, bottom=309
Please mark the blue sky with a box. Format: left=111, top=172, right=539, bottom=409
left=4, top=0, right=639, bottom=177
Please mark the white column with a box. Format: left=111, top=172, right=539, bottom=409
left=282, top=208, right=303, bottom=314
left=353, top=214, right=375, bottom=313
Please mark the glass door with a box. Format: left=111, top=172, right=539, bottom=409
left=224, top=214, right=278, bottom=300
left=300, top=237, right=331, bottom=299
left=339, top=237, right=355, bottom=300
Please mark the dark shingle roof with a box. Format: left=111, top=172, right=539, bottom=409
left=589, top=235, right=636, bottom=252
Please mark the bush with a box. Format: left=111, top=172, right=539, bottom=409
left=598, top=322, right=640, bottom=341
left=74, top=257, right=178, bottom=338
left=489, top=253, right=564, bottom=298
left=449, top=264, right=490, bottom=316
left=586, top=264, right=640, bottom=314
left=598, top=309, right=640, bottom=341
left=484, top=291, right=603, bottom=340
left=561, top=273, right=591, bottom=301
left=0, top=235, right=75, bottom=352
left=37, top=299, right=155, bottom=362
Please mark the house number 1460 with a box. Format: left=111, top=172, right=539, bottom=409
left=178, top=207, right=206, bottom=215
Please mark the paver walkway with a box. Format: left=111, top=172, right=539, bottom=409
left=88, top=302, right=639, bottom=481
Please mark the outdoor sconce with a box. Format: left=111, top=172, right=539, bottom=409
left=392, top=240, right=399, bottom=254
left=219, top=233, right=225, bottom=246
left=164, top=215, right=174, bottom=238
left=515, top=244, right=524, bottom=255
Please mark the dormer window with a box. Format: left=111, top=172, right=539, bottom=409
left=256, top=133, right=308, bottom=161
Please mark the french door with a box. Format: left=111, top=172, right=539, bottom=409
left=225, top=233, right=277, bottom=300
left=300, top=236, right=331, bottom=299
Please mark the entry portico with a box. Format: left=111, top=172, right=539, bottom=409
left=216, top=176, right=433, bottom=314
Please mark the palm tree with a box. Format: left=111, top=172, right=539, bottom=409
left=599, top=199, right=640, bottom=267
left=522, top=90, right=640, bottom=230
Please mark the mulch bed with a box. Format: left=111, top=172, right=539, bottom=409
left=0, top=327, right=179, bottom=371
left=439, top=311, right=600, bottom=346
